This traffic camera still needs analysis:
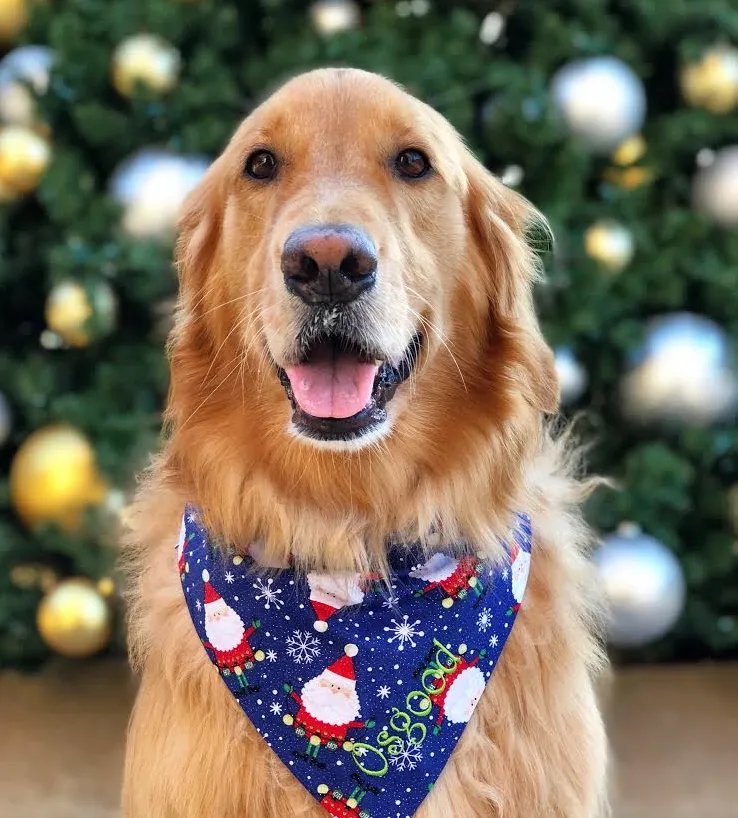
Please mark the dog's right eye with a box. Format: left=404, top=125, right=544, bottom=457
left=245, top=150, right=278, bottom=180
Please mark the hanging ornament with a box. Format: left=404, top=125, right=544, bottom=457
left=499, top=164, right=524, bottom=187
left=620, top=313, right=738, bottom=427
left=0, top=0, right=27, bottom=43
left=37, top=578, right=112, bottom=658
left=593, top=523, right=686, bottom=648
left=680, top=44, right=738, bottom=114
left=309, top=0, right=360, bottom=36
left=111, top=33, right=181, bottom=98
left=554, top=347, right=588, bottom=406
left=0, top=390, right=11, bottom=445
left=0, top=45, right=53, bottom=126
left=10, top=424, right=107, bottom=530
left=603, top=133, right=654, bottom=189
left=0, top=124, right=50, bottom=194
left=479, top=12, right=505, bottom=45
left=44, top=279, right=118, bottom=348
left=550, top=56, right=646, bottom=154
left=109, top=148, right=209, bottom=240
left=693, top=145, right=738, bottom=227
left=96, top=577, right=116, bottom=598
left=584, top=220, right=634, bottom=272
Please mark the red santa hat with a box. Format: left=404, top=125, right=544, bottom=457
left=322, top=644, right=359, bottom=689
left=202, top=569, right=223, bottom=607
left=311, top=600, right=337, bottom=633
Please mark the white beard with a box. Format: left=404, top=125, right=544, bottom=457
left=308, top=572, right=365, bottom=608
left=410, top=553, right=458, bottom=583
left=301, top=673, right=361, bottom=726
left=176, top=517, right=186, bottom=560
left=205, top=604, right=245, bottom=652
left=443, top=666, right=486, bottom=724
left=511, top=549, right=531, bottom=603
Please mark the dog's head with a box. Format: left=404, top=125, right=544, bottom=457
left=169, top=68, right=557, bottom=534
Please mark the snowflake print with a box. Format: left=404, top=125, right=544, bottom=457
left=270, top=702, right=283, bottom=716
left=195, top=599, right=202, bottom=612
left=384, top=615, right=425, bottom=651
left=286, top=630, right=321, bottom=664
left=186, top=512, right=197, bottom=523
left=477, top=609, right=492, bottom=632
left=502, top=567, right=509, bottom=580
left=253, top=576, right=284, bottom=610
left=354, top=745, right=368, bottom=757
left=382, top=595, right=400, bottom=609
left=224, top=571, right=235, bottom=584
left=377, top=685, right=391, bottom=700
left=265, top=649, right=278, bottom=662
left=490, top=633, right=499, bottom=648
left=389, top=741, right=423, bottom=771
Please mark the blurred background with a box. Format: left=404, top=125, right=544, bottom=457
left=0, top=0, right=737, bottom=816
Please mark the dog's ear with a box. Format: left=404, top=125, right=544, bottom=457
left=463, top=153, right=559, bottom=414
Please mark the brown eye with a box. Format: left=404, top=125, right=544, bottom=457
left=245, top=150, right=277, bottom=180
left=395, top=148, right=431, bottom=179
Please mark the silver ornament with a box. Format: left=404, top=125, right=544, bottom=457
left=310, top=0, right=360, bottom=35
left=109, top=148, right=210, bottom=241
left=0, top=45, right=53, bottom=126
left=479, top=12, right=505, bottom=45
left=593, top=523, right=686, bottom=648
left=0, top=391, right=11, bottom=445
left=550, top=56, right=646, bottom=154
left=620, top=313, right=738, bottom=427
left=693, top=145, right=738, bottom=227
left=555, top=347, right=588, bottom=406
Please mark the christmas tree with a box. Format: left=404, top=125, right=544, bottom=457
left=0, top=0, right=737, bottom=668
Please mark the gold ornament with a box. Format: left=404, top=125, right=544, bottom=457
left=584, top=220, right=635, bottom=271
left=111, top=33, right=181, bottom=98
left=681, top=45, right=738, bottom=114
left=310, top=0, right=360, bottom=36
left=0, top=124, right=50, bottom=193
left=45, top=280, right=117, bottom=347
left=96, top=577, right=116, bottom=598
left=611, top=134, right=646, bottom=166
left=37, top=578, right=112, bottom=657
left=603, top=166, right=654, bottom=190
left=0, top=0, right=27, bottom=43
left=10, top=424, right=107, bottom=530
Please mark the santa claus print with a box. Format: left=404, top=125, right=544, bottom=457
left=200, top=569, right=264, bottom=692
left=316, top=776, right=376, bottom=818
left=410, top=553, right=485, bottom=608
left=506, top=539, right=531, bottom=616
left=283, top=644, right=375, bottom=766
left=423, top=646, right=488, bottom=734
left=307, top=572, right=366, bottom=632
left=176, top=517, right=193, bottom=582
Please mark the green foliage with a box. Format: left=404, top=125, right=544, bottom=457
left=0, top=0, right=737, bottom=666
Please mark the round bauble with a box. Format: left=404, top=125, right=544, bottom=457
left=550, top=56, right=646, bottom=154
left=0, top=0, right=27, bottom=43
left=681, top=45, right=738, bottom=114
left=554, top=347, right=588, bottom=406
left=584, top=220, right=634, bottom=272
left=593, top=524, right=686, bottom=648
left=111, top=33, right=181, bottom=98
left=309, top=0, right=360, bottom=36
left=37, top=578, right=112, bottom=658
left=0, top=124, right=50, bottom=193
left=692, top=145, right=738, bottom=227
left=0, top=45, right=53, bottom=126
left=620, top=312, right=738, bottom=427
left=45, top=279, right=117, bottom=347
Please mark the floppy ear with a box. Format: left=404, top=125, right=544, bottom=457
left=463, top=153, right=559, bottom=414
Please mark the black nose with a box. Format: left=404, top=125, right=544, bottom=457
left=281, top=224, right=377, bottom=305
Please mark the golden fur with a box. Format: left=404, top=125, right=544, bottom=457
left=122, top=68, right=609, bottom=817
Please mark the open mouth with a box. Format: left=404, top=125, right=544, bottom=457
left=277, top=332, right=422, bottom=442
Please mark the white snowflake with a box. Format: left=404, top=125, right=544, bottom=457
left=502, top=567, right=509, bottom=580
left=377, top=685, right=391, bottom=699
left=490, top=634, right=499, bottom=648
left=253, top=576, right=284, bottom=610
left=382, top=595, right=400, bottom=609
left=384, top=615, right=425, bottom=651
left=286, top=630, right=321, bottom=664
left=477, top=610, right=492, bottom=632
left=389, top=741, right=422, bottom=771
left=354, top=745, right=368, bottom=757
left=195, top=599, right=202, bottom=611
left=265, top=649, right=278, bottom=662
left=186, top=512, right=197, bottom=523
left=270, top=702, right=283, bottom=716
left=225, top=571, right=235, bottom=584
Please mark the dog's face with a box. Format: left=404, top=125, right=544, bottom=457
left=171, top=68, right=557, bottom=525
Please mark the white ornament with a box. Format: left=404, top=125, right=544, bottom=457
left=0, top=45, right=53, bottom=126
left=620, top=313, right=738, bottom=427
left=550, top=56, right=647, bottom=153
left=593, top=524, right=686, bottom=648
left=555, top=347, right=588, bottom=406
left=310, top=0, right=360, bottom=36
left=479, top=12, right=505, bottom=45
left=693, top=145, right=738, bottom=227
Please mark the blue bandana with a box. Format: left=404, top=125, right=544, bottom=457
left=179, top=507, right=532, bottom=818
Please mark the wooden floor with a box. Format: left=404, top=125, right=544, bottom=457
left=0, top=660, right=736, bottom=817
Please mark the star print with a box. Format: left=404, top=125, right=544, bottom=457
left=377, top=685, right=391, bottom=699
left=265, top=649, right=278, bottom=662
left=269, top=702, right=283, bottom=716
left=490, top=634, right=499, bottom=647
left=224, top=571, right=235, bottom=583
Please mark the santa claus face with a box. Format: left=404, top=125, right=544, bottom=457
left=443, top=666, right=486, bottom=724
left=204, top=599, right=245, bottom=652
left=410, top=553, right=458, bottom=583
left=308, top=573, right=365, bottom=608
left=301, top=671, right=361, bottom=726
left=511, top=548, right=531, bottom=604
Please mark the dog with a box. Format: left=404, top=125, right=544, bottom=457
left=122, top=67, right=609, bottom=817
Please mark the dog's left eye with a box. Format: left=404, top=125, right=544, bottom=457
left=395, top=148, right=431, bottom=179
left=245, top=150, right=278, bottom=180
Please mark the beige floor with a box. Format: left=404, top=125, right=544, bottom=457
left=0, top=660, right=736, bottom=818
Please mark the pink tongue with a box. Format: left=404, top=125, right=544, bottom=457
left=286, top=351, right=379, bottom=419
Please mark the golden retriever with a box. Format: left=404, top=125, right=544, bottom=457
left=122, top=67, right=609, bottom=817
